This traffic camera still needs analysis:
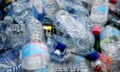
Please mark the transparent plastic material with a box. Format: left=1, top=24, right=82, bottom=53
left=12, top=1, right=32, bottom=23
left=0, top=49, right=20, bottom=72
left=5, top=21, right=26, bottom=50
left=21, top=16, right=49, bottom=71
left=25, top=16, right=43, bottom=42
left=90, top=0, right=109, bottom=24
left=56, top=0, right=89, bottom=16
left=48, top=56, right=93, bottom=72
left=54, top=10, right=95, bottom=56
left=109, top=61, right=120, bottom=72
left=40, top=0, right=59, bottom=17
left=100, top=26, right=120, bottom=60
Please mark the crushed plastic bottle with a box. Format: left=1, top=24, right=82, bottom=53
left=0, top=16, right=14, bottom=50
left=31, top=0, right=45, bottom=21
left=54, top=10, right=95, bottom=57
left=7, top=21, right=26, bottom=49
left=100, top=25, right=120, bottom=72
left=1, top=0, right=120, bottom=72
left=56, top=0, right=89, bottom=16
left=49, top=55, right=93, bottom=72
left=40, top=0, right=59, bottom=18
left=0, top=48, right=20, bottom=72
left=100, top=25, right=120, bottom=60
left=5, top=64, right=22, bottom=72
left=12, top=0, right=32, bottom=23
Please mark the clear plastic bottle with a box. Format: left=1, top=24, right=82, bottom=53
left=12, top=0, right=32, bottom=23
left=49, top=55, right=93, bottom=72
left=40, top=0, right=59, bottom=18
left=5, top=64, right=22, bottom=72
left=8, top=21, right=26, bottom=49
left=21, top=16, right=49, bottom=72
left=56, top=0, right=89, bottom=16
left=100, top=25, right=120, bottom=59
left=100, top=25, right=120, bottom=71
left=54, top=10, right=95, bottom=56
left=43, top=23, right=56, bottom=54
left=0, top=16, right=15, bottom=50
left=31, top=0, right=45, bottom=21
left=90, top=0, right=109, bottom=24
left=0, top=48, right=20, bottom=72
left=4, top=16, right=13, bottom=26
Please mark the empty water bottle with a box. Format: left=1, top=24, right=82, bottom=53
left=56, top=0, right=89, bottom=16
left=12, top=0, right=32, bottom=23
left=8, top=22, right=26, bottom=49
left=40, top=0, right=59, bottom=18
left=54, top=10, right=95, bottom=57
left=21, top=16, right=49, bottom=72
left=4, top=16, right=13, bottom=26
left=31, top=0, right=45, bottom=21
left=0, top=48, right=20, bottom=72
left=5, top=64, right=22, bottom=72
left=0, top=32, right=8, bottom=51
left=49, top=55, right=93, bottom=72
left=100, top=25, right=120, bottom=71
left=100, top=25, right=120, bottom=60
left=90, top=0, right=109, bottom=24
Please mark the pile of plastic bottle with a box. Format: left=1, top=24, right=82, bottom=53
left=0, top=0, right=120, bottom=72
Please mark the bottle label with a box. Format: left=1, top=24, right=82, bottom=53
left=22, top=42, right=49, bottom=70
left=100, top=26, right=120, bottom=40
left=92, top=4, right=108, bottom=15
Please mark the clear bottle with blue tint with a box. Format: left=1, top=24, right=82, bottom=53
left=100, top=25, right=120, bottom=71
left=21, top=16, right=49, bottom=72
left=90, top=0, right=109, bottom=24
left=54, top=10, right=95, bottom=57
left=40, top=0, right=60, bottom=18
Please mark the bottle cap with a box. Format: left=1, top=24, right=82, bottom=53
left=86, top=51, right=99, bottom=61
left=92, top=25, right=101, bottom=35
left=67, top=7, right=75, bottom=14
left=43, top=25, right=52, bottom=31
left=94, top=65, right=102, bottom=71
left=56, top=42, right=66, bottom=52
left=54, top=49, right=61, bottom=56
left=110, top=0, right=117, bottom=4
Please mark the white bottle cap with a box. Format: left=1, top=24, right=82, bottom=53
left=54, top=49, right=61, bottom=56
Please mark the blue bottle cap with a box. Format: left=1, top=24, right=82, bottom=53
left=67, top=7, right=75, bottom=14
left=86, top=51, right=99, bottom=61
left=55, top=42, right=66, bottom=52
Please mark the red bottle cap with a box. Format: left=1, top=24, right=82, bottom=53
left=94, top=65, right=102, bottom=71
left=110, top=0, right=117, bottom=4
left=92, top=25, right=101, bottom=35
